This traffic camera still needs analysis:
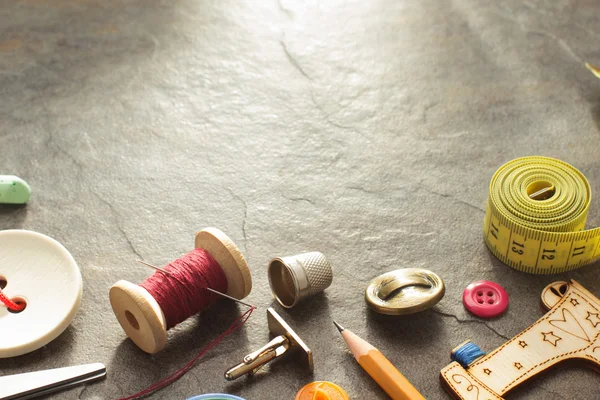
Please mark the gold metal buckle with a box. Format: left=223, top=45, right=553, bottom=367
left=365, top=268, right=445, bottom=315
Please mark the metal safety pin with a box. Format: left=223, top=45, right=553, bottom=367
left=0, top=363, right=106, bottom=400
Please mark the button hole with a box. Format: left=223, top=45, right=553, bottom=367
left=0, top=277, right=6, bottom=290
left=477, top=299, right=484, bottom=304
left=7, top=297, right=27, bottom=314
left=487, top=291, right=493, bottom=297
left=488, top=300, right=494, bottom=304
left=477, top=291, right=483, bottom=296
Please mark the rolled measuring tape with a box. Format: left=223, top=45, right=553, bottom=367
left=484, top=156, right=600, bottom=274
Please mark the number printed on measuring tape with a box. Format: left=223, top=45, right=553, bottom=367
left=483, top=156, right=600, bottom=274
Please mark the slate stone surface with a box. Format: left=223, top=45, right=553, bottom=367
left=1, top=1, right=600, bottom=399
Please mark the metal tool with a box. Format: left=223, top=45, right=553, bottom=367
left=136, top=260, right=255, bottom=309
left=205, top=287, right=256, bottom=309
left=365, top=268, right=445, bottom=315
left=268, top=252, right=333, bottom=308
left=136, top=259, right=172, bottom=275
left=225, top=308, right=312, bottom=380
left=0, top=363, right=106, bottom=400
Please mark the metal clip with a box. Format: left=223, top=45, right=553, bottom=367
left=225, top=308, right=312, bottom=380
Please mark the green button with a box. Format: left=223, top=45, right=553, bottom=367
left=0, top=176, right=30, bottom=204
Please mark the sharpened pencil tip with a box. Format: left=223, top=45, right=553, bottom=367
left=333, top=320, right=345, bottom=333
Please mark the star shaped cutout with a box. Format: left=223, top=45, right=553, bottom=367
left=514, top=362, right=523, bottom=370
left=570, top=298, right=580, bottom=306
left=483, top=368, right=492, bottom=375
left=542, top=331, right=562, bottom=346
left=586, top=312, right=600, bottom=327
left=518, top=340, right=528, bottom=348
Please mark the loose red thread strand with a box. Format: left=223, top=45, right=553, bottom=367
left=140, top=248, right=228, bottom=329
left=0, top=288, right=24, bottom=312
left=119, top=248, right=254, bottom=399
left=118, top=306, right=255, bottom=400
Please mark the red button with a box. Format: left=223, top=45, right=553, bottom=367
left=462, top=280, right=508, bottom=318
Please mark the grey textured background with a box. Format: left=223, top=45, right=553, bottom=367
left=1, top=1, right=600, bottom=399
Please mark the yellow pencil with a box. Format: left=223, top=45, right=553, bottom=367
left=333, top=321, right=426, bottom=400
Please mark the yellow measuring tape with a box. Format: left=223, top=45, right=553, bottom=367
left=484, top=156, right=600, bottom=274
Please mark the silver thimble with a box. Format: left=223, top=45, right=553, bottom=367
left=268, top=252, right=333, bottom=308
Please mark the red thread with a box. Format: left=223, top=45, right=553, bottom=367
left=140, top=248, right=228, bottom=329
left=0, top=288, right=25, bottom=312
left=118, top=248, right=254, bottom=399
left=118, top=306, right=255, bottom=400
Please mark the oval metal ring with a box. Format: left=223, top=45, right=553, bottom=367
left=365, top=268, right=445, bottom=315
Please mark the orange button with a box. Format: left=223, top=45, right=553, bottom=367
left=295, top=382, right=349, bottom=400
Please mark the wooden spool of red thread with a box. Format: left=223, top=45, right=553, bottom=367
left=109, top=228, right=252, bottom=354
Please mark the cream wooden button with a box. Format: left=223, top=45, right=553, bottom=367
left=0, top=230, right=82, bottom=358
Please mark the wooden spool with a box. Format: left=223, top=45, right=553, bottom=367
left=440, top=280, right=600, bottom=399
left=109, top=228, right=252, bottom=354
left=0, top=230, right=82, bottom=358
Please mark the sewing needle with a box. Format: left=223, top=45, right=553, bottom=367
left=136, top=259, right=172, bottom=276
left=206, top=287, right=256, bottom=309
left=136, top=260, right=255, bottom=308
